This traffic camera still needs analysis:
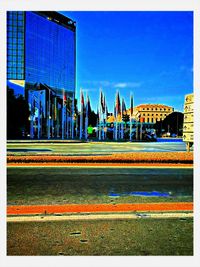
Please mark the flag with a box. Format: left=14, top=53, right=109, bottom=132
left=103, top=95, right=106, bottom=113
left=88, top=95, right=91, bottom=115
left=81, top=90, right=84, bottom=111
left=63, top=90, right=67, bottom=106
left=85, top=93, right=89, bottom=139
left=116, top=91, right=121, bottom=114
left=114, top=103, right=116, bottom=118
left=81, top=91, right=84, bottom=106
left=130, top=94, right=133, bottom=116
left=122, top=98, right=126, bottom=114
left=100, top=90, right=105, bottom=113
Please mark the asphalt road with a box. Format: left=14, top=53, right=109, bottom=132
left=7, top=141, right=190, bottom=156
left=7, top=166, right=193, bottom=256
left=7, top=166, right=193, bottom=205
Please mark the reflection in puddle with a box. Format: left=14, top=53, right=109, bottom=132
left=108, top=191, right=171, bottom=197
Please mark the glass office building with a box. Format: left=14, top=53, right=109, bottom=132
left=7, top=11, right=25, bottom=81
left=7, top=11, right=76, bottom=139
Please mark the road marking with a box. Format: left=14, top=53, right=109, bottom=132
left=7, top=164, right=193, bottom=169
left=7, top=202, right=193, bottom=215
left=7, top=212, right=193, bottom=222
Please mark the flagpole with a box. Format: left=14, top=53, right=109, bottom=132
left=66, top=109, right=68, bottom=139
left=113, top=102, right=115, bottom=140
left=29, top=91, right=34, bottom=139
left=85, top=91, right=88, bottom=140
left=119, top=96, right=121, bottom=139
left=62, top=89, right=64, bottom=139
left=56, top=97, right=59, bottom=138
left=62, top=89, right=65, bottom=140
left=38, top=92, right=40, bottom=139
left=105, top=103, right=107, bottom=140
left=102, top=93, right=105, bottom=140
left=47, top=88, right=51, bottom=139
left=96, top=105, right=99, bottom=139
left=51, top=94, right=54, bottom=138
left=98, top=105, right=101, bottom=140
left=50, top=95, right=52, bottom=138
left=130, top=92, right=132, bottom=142
left=40, top=93, right=43, bottom=138
left=121, top=97, right=124, bottom=140
left=54, top=95, right=57, bottom=138
left=80, top=88, right=83, bottom=139
left=102, top=107, right=104, bottom=140
left=75, top=113, right=78, bottom=137
left=115, top=91, right=118, bottom=141
left=71, top=92, right=75, bottom=139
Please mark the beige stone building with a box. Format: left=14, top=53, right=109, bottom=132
left=134, top=104, right=174, bottom=123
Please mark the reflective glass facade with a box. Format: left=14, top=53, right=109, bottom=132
left=7, top=11, right=25, bottom=80
left=25, top=12, right=75, bottom=96
left=7, top=11, right=76, bottom=139
left=7, top=11, right=76, bottom=96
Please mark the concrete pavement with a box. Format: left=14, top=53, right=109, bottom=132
left=7, top=141, right=190, bottom=155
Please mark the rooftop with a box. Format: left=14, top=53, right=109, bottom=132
left=34, top=11, right=76, bottom=32
left=136, top=104, right=173, bottom=109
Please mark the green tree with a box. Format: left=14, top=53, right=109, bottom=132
left=154, top=112, right=183, bottom=136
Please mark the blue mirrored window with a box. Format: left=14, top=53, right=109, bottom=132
left=7, top=11, right=25, bottom=80
left=25, top=12, right=75, bottom=96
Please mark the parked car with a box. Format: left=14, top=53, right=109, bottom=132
left=162, top=132, right=171, bottom=137
left=143, top=132, right=157, bottom=142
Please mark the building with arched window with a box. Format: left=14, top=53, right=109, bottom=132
left=135, top=104, right=174, bottom=124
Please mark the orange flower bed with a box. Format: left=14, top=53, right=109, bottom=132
left=7, top=152, right=193, bottom=163
left=7, top=202, right=193, bottom=215
left=7, top=163, right=192, bottom=167
left=7, top=152, right=193, bottom=164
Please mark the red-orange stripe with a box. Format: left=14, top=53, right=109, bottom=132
left=7, top=202, right=193, bottom=215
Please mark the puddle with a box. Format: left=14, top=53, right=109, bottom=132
left=129, top=191, right=170, bottom=197
left=108, top=191, right=171, bottom=198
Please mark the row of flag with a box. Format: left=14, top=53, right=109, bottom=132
left=79, top=88, right=134, bottom=140
left=79, top=90, right=133, bottom=118
left=29, top=86, right=134, bottom=140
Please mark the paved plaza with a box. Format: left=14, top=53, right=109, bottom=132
left=7, top=140, right=191, bottom=156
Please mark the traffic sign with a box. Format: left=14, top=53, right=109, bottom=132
left=183, top=93, right=193, bottom=144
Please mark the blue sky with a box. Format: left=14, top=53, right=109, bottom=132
left=61, top=11, right=193, bottom=113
